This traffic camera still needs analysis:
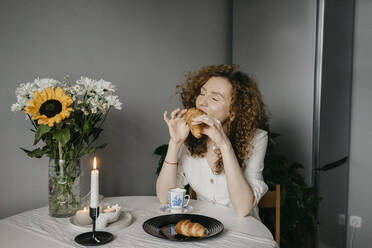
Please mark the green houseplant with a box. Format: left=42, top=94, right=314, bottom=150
left=154, top=132, right=320, bottom=247
left=260, top=133, right=321, bottom=247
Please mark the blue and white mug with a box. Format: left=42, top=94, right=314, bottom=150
left=168, top=188, right=190, bottom=212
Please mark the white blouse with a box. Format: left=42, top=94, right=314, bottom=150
left=176, top=128, right=269, bottom=219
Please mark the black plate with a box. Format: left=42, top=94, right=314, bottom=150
left=143, top=214, right=224, bottom=241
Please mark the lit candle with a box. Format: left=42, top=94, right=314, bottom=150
left=75, top=207, right=92, bottom=226
left=103, top=206, right=116, bottom=213
left=90, top=157, right=99, bottom=208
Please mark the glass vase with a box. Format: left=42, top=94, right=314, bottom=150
left=48, top=158, right=81, bottom=217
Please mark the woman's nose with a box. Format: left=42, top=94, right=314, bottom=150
left=199, top=96, right=207, bottom=107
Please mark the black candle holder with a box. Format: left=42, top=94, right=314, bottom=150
left=74, top=207, right=114, bottom=246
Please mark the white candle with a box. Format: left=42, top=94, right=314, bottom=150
left=75, top=207, right=92, bottom=226
left=90, top=157, right=99, bottom=208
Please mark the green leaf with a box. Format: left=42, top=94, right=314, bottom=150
left=77, top=144, right=106, bottom=158
left=34, top=125, right=52, bottom=145
left=91, top=127, right=103, bottom=140
left=78, top=146, right=97, bottom=157
left=20, top=146, right=49, bottom=158
left=54, top=128, right=70, bottom=146
left=84, top=146, right=96, bottom=156
left=83, top=120, right=91, bottom=134
left=96, top=143, right=107, bottom=150
left=20, top=148, right=33, bottom=157
left=83, top=135, right=90, bottom=144
left=154, top=144, right=168, bottom=175
left=269, top=132, right=281, bottom=139
left=154, top=144, right=168, bottom=155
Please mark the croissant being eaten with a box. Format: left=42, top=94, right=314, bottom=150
left=185, top=108, right=206, bottom=139
left=174, top=219, right=206, bottom=238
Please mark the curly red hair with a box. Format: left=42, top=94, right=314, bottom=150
left=178, top=64, right=270, bottom=174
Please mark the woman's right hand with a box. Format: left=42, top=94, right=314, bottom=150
left=163, top=108, right=189, bottom=144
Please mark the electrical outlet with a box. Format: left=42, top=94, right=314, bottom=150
left=338, top=214, right=346, bottom=225
left=350, top=215, right=362, bottom=228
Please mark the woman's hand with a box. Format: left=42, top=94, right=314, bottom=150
left=163, top=108, right=190, bottom=144
left=192, top=115, right=231, bottom=150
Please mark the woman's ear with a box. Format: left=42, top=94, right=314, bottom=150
left=230, top=112, right=235, bottom=122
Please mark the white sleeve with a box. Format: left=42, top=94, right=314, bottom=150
left=244, top=130, right=269, bottom=206
left=175, top=144, right=189, bottom=188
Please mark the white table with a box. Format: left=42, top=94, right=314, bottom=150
left=0, top=196, right=278, bottom=248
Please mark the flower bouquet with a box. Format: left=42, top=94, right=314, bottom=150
left=11, top=77, right=122, bottom=217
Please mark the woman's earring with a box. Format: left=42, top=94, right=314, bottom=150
left=229, top=113, right=235, bottom=122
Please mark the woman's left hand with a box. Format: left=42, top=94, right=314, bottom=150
left=192, top=115, right=231, bottom=150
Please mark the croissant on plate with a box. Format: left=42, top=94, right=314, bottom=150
left=185, top=108, right=207, bottom=139
left=174, top=219, right=206, bottom=238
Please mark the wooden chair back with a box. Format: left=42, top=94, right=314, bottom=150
left=187, top=185, right=197, bottom=200
left=259, top=184, right=280, bottom=246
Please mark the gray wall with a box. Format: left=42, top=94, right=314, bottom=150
left=0, top=0, right=231, bottom=219
left=232, top=0, right=317, bottom=185
left=2, top=2, right=372, bottom=246
left=347, top=0, right=372, bottom=246
left=233, top=0, right=372, bottom=246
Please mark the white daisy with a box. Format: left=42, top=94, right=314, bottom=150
left=33, top=78, right=59, bottom=91
left=15, top=82, right=37, bottom=99
left=11, top=103, right=23, bottom=112
left=105, top=95, right=122, bottom=110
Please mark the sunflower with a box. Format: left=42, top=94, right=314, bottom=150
left=24, top=87, right=73, bottom=127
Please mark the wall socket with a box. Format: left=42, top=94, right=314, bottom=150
left=350, top=215, right=362, bottom=228
left=338, top=214, right=346, bottom=226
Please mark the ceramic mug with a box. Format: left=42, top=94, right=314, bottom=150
left=168, top=188, right=190, bottom=212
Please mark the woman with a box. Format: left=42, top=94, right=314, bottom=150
left=156, top=64, right=270, bottom=218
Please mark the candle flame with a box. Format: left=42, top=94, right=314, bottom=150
left=84, top=207, right=87, bottom=212
left=93, top=157, right=97, bottom=170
